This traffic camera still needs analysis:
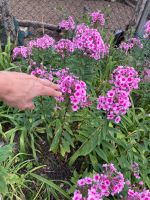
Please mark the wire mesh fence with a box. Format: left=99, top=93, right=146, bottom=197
left=10, top=0, right=135, bottom=32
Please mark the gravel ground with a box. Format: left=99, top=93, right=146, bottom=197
left=11, top=0, right=134, bottom=31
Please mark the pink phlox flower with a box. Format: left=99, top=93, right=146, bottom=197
left=144, top=20, right=150, bottom=38
left=73, top=24, right=109, bottom=60
left=59, top=16, right=75, bottom=30
left=28, top=35, right=55, bottom=49
left=90, top=11, right=105, bottom=26
left=13, top=46, right=32, bottom=59
left=97, top=66, right=140, bottom=123
left=119, top=37, right=143, bottom=54
left=54, top=68, right=90, bottom=111
left=55, top=39, right=75, bottom=57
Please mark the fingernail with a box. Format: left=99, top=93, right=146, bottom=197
left=56, top=85, right=60, bottom=90
left=57, top=92, right=62, bottom=96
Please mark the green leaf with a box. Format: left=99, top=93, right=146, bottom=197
left=50, top=120, right=62, bottom=153
left=95, top=147, right=108, bottom=163
left=0, top=144, right=13, bottom=163
left=89, top=153, right=99, bottom=171
left=69, top=128, right=100, bottom=165
left=31, top=173, right=70, bottom=200
left=60, top=138, right=70, bottom=157
left=0, top=174, right=8, bottom=194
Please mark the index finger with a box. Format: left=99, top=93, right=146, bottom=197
left=36, top=85, right=62, bottom=97
left=38, top=78, right=60, bottom=90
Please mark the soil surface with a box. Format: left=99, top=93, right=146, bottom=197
left=11, top=0, right=134, bottom=31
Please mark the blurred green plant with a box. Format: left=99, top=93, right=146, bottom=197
left=0, top=36, right=18, bottom=71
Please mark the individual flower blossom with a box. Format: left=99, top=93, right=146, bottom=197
left=139, top=181, right=144, bottom=186
left=54, top=39, right=75, bottom=57
left=97, top=66, right=140, bottom=123
left=72, top=163, right=125, bottom=200
left=13, top=46, right=32, bottom=59
left=73, top=24, right=109, bottom=60
left=132, top=162, right=141, bottom=180
left=144, top=20, right=150, bottom=38
left=119, top=37, right=143, bottom=54
left=126, top=180, right=131, bottom=187
left=77, top=179, right=86, bottom=186
left=53, top=68, right=90, bottom=111
left=59, top=16, right=75, bottom=30
left=144, top=69, right=150, bottom=76
left=73, top=190, right=83, bottom=200
left=28, top=34, right=55, bottom=49
left=90, top=11, right=105, bottom=26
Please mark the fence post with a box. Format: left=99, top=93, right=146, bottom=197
left=0, top=0, right=16, bottom=45
left=135, top=0, right=150, bottom=35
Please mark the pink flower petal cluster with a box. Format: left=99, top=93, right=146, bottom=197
left=13, top=46, right=32, bottom=60
left=73, top=24, right=109, bottom=60
left=30, top=65, right=53, bottom=81
left=73, top=163, right=125, bottom=200
left=31, top=67, right=46, bottom=76
left=30, top=67, right=91, bottom=111
left=97, top=66, right=140, bottom=123
left=90, top=11, right=105, bottom=26
left=119, top=37, right=143, bottom=54
left=132, top=162, right=141, bottom=180
left=54, top=39, right=75, bottom=57
left=54, top=68, right=90, bottom=111
left=97, top=89, right=130, bottom=124
left=144, top=20, right=150, bottom=38
left=110, top=66, right=140, bottom=92
left=59, top=16, right=75, bottom=30
left=28, top=34, right=55, bottom=49
left=127, top=189, right=150, bottom=200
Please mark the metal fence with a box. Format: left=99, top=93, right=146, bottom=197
left=10, top=0, right=136, bottom=32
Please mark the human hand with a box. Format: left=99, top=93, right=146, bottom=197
left=0, top=71, right=61, bottom=110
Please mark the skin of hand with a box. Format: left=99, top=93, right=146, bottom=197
left=0, top=71, right=62, bottom=110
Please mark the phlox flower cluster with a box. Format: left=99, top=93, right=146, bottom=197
left=30, top=66, right=90, bottom=111
left=54, top=39, right=75, bottom=57
left=110, top=66, right=140, bottom=93
left=73, top=24, right=109, bottom=60
left=127, top=189, right=150, bottom=200
left=119, top=37, right=143, bottom=54
left=73, top=163, right=150, bottom=200
left=28, top=34, right=55, bottom=49
left=144, top=20, right=150, bottom=38
left=13, top=35, right=55, bottom=59
left=59, top=16, right=75, bottom=30
left=30, top=61, right=53, bottom=81
left=90, top=11, right=105, bottom=26
left=30, top=67, right=53, bottom=81
left=13, top=46, right=32, bottom=60
left=54, top=68, right=90, bottom=111
left=73, top=163, right=125, bottom=200
left=97, top=66, right=140, bottom=123
left=126, top=168, right=149, bottom=200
